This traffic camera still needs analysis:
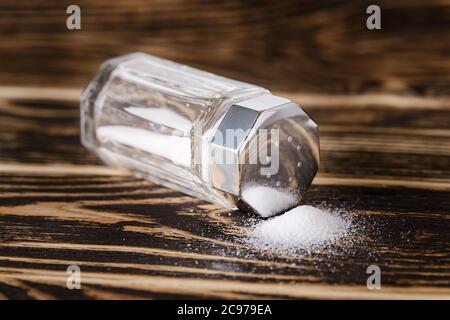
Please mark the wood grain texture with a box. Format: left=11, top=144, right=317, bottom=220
left=1, top=0, right=450, bottom=94
left=0, top=1, right=449, bottom=300
left=0, top=88, right=449, bottom=299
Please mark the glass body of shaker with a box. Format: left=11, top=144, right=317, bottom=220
left=81, top=53, right=319, bottom=217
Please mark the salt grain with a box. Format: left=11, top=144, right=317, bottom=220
left=96, top=125, right=191, bottom=167
left=246, top=205, right=350, bottom=252
left=241, top=186, right=297, bottom=218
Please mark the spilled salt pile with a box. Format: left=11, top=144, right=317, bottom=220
left=246, top=205, right=350, bottom=252
left=242, top=186, right=297, bottom=218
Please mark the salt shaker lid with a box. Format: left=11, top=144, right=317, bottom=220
left=208, top=93, right=320, bottom=217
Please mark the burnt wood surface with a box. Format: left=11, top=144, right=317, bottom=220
left=0, top=88, right=449, bottom=299
left=0, top=0, right=450, bottom=94
left=0, top=0, right=449, bottom=299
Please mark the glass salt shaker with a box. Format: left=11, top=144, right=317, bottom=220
left=81, top=53, right=319, bottom=217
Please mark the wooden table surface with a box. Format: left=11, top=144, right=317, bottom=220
left=0, top=1, right=449, bottom=299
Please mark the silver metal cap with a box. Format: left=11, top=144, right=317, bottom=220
left=208, top=94, right=319, bottom=217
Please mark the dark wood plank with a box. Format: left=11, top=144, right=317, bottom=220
left=0, top=172, right=449, bottom=299
left=0, top=91, right=449, bottom=299
left=2, top=89, right=450, bottom=182
left=0, top=0, right=450, bottom=299
left=0, top=1, right=450, bottom=94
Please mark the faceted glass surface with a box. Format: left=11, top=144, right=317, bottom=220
left=80, top=53, right=267, bottom=208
